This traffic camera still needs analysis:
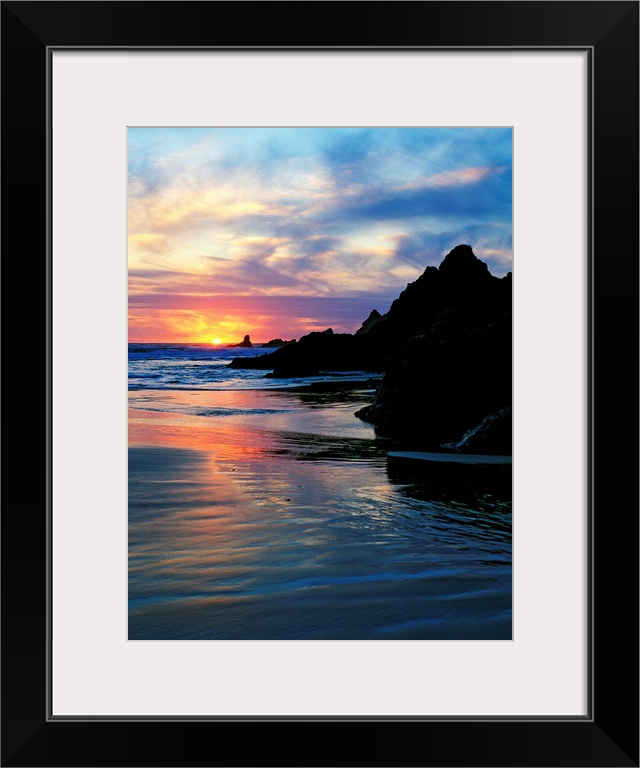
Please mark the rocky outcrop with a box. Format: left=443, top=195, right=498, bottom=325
left=229, top=327, right=381, bottom=372
left=367, top=244, right=501, bottom=341
left=227, top=334, right=253, bottom=348
left=229, top=244, right=511, bottom=453
left=355, top=309, right=387, bottom=336
left=441, top=407, right=512, bottom=455
left=355, top=246, right=511, bottom=451
left=261, top=338, right=297, bottom=348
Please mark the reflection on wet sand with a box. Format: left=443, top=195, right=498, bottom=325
left=129, top=389, right=511, bottom=640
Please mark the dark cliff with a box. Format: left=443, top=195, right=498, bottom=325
left=229, top=244, right=512, bottom=452
left=357, top=252, right=512, bottom=453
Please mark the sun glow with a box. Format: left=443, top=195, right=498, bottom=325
left=211, top=338, right=223, bottom=345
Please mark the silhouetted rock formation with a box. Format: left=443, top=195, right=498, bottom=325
left=356, top=246, right=511, bottom=450
left=369, top=244, right=499, bottom=340
left=227, top=334, right=253, bottom=348
left=229, top=327, right=376, bottom=373
left=261, top=338, right=297, bottom=348
left=355, top=309, right=387, bottom=336
left=230, top=244, right=511, bottom=453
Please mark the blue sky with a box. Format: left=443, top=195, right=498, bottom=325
left=128, top=127, right=512, bottom=342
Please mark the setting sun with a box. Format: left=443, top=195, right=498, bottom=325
left=211, top=338, right=222, bottom=345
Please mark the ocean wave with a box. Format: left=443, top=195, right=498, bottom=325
left=194, top=407, right=294, bottom=417
left=132, top=405, right=294, bottom=418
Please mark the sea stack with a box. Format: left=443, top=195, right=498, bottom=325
left=227, top=334, right=253, bottom=348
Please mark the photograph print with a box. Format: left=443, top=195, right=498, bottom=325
left=128, top=127, right=512, bottom=640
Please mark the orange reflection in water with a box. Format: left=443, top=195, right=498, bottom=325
left=128, top=390, right=512, bottom=640
left=128, top=415, right=279, bottom=598
left=129, top=407, right=264, bottom=455
left=128, top=388, right=281, bottom=454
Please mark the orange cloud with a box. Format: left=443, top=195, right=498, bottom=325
left=129, top=306, right=280, bottom=345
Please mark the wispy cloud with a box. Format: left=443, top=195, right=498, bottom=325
left=128, top=127, right=512, bottom=340
left=424, top=165, right=504, bottom=188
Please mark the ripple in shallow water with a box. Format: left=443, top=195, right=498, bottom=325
left=128, top=386, right=511, bottom=640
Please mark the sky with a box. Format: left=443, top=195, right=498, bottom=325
left=128, top=127, right=512, bottom=343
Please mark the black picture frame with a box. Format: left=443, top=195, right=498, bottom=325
left=2, top=2, right=638, bottom=766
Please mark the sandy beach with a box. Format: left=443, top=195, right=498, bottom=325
left=128, top=387, right=511, bottom=640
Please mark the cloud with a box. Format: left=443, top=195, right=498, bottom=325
left=330, top=167, right=512, bottom=224
left=424, top=165, right=504, bottom=188
left=128, top=127, right=513, bottom=339
left=128, top=293, right=401, bottom=342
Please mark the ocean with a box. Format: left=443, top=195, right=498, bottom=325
left=128, top=342, right=512, bottom=640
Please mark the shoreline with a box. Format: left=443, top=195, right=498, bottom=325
left=128, top=382, right=513, bottom=459
left=128, top=389, right=512, bottom=640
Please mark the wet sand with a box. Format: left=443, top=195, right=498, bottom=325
left=129, top=388, right=511, bottom=640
